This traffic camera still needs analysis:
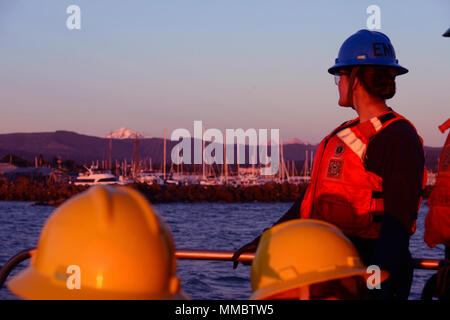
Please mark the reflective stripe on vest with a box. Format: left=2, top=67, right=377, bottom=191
left=300, top=110, right=425, bottom=239
left=336, top=128, right=366, bottom=160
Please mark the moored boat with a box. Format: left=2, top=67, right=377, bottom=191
left=73, top=166, right=123, bottom=186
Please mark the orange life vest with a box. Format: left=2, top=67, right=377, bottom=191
left=300, top=110, right=426, bottom=239
left=424, top=119, right=450, bottom=248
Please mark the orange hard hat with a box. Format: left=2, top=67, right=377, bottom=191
left=8, top=185, right=187, bottom=299
left=250, top=219, right=388, bottom=300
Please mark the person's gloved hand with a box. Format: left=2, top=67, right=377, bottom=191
left=421, top=265, right=450, bottom=300
left=435, top=265, right=450, bottom=300
left=232, top=236, right=261, bottom=269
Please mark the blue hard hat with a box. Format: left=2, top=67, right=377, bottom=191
left=328, top=29, right=408, bottom=75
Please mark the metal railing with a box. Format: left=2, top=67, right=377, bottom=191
left=175, top=249, right=445, bottom=270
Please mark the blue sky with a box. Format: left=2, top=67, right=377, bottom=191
left=0, top=0, right=449, bottom=146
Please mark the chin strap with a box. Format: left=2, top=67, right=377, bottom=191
left=346, top=67, right=360, bottom=109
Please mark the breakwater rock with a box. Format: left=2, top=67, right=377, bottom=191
left=0, top=179, right=88, bottom=206
left=133, top=182, right=308, bottom=203
left=0, top=179, right=308, bottom=206
left=0, top=178, right=433, bottom=206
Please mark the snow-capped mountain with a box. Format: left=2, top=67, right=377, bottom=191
left=105, top=127, right=150, bottom=139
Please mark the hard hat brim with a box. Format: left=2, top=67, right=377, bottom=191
left=328, top=61, right=408, bottom=76
left=443, top=28, right=450, bottom=37
left=250, top=266, right=389, bottom=300
left=7, top=266, right=187, bottom=300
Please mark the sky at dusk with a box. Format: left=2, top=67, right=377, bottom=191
left=0, top=0, right=449, bottom=146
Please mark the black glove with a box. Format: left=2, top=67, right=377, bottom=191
left=231, top=190, right=307, bottom=270
left=232, top=236, right=261, bottom=269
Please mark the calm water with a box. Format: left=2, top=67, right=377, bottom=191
left=0, top=201, right=445, bottom=300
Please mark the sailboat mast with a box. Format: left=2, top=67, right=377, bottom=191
left=280, top=139, right=285, bottom=180
left=163, top=128, right=167, bottom=180
left=202, top=125, right=206, bottom=179
left=224, top=135, right=228, bottom=183
left=305, top=150, right=309, bottom=176
left=109, top=134, right=112, bottom=170
left=134, top=133, right=139, bottom=177
left=237, top=143, right=240, bottom=177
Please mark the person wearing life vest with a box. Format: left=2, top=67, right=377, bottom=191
left=250, top=219, right=388, bottom=300
left=233, top=30, right=426, bottom=300
left=420, top=119, right=450, bottom=301
left=424, top=119, right=450, bottom=258
left=5, top=185, right=189, bottom=300
left=421, top=29, right=450, bottom=300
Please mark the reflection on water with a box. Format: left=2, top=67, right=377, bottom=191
left=0, top=201, right=444, bottom=300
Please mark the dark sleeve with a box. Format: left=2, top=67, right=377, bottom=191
left=380, top=122, right=424, bottom=232
left=243, top=188, right=306, bottom=247
left=271, top=187, right=307, bottom=226
left=367, top=121, right=425, bottom=299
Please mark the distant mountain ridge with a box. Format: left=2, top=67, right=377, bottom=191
left=0, top=130, right=442, bottom=171
left=283, top=138, right=310, bottom=145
